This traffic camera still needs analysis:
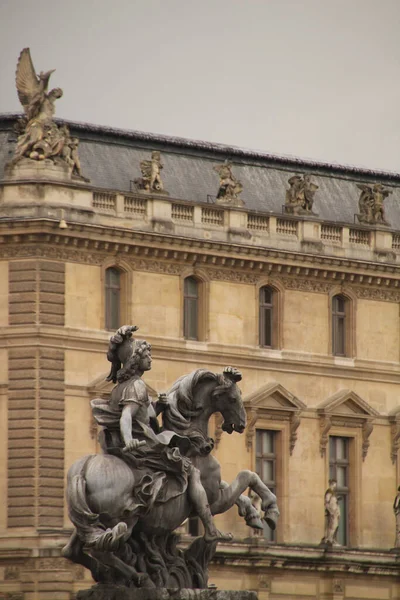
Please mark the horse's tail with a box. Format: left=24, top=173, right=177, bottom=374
left=66, top=455, right=128, bottom=551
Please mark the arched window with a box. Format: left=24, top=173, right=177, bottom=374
left=332, top=294, right=347, bottom=356
left=184, top=276, right=199, bottom=340
left=105, top=267, right=121, bottom=330
left=259, top=286, right=276, bottom=348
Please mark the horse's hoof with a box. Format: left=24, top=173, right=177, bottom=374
left=264, top=507, right=280, bottom=531
left=246, top=516, right=264, bottom=530
left=204, top=530, right=233, bottom=543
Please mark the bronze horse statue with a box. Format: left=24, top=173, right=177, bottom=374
left=63, top=367, right=279, bottom=588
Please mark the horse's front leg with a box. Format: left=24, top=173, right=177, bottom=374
left=209, top=470, right=279, bottom=530
left=218, top=481, right=264, bottom=530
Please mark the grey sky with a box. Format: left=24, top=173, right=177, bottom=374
left=1, top=0, right=400, bottom=171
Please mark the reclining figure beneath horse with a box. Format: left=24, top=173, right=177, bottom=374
left=63, top=326, right=279, bottom=589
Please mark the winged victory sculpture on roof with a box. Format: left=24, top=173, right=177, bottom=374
left=9, top=48, right=87, bottom=180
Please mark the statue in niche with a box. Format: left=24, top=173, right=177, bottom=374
left=356, top=183, right=391, bottom=225
left=63, top=325, right=279, bottom=592
left=321, top=479, right=341, bottom=546
left=393, top=486, right=400, bottom=548
left=285, top=174, right=318, bottom=215
left=134, top=150, right=166, bottom=193
left=213, top=160, right=244, bottom=206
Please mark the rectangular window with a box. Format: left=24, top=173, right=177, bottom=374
left=105, top=268, right=121, bottom=330
left=329, top=436, right=350, bottom=545
left=332, top=295, right=346, bottom=356
left=259, top=287, right=274, bottom=348
left=184, top=277, right=199, bottom=340
left=256, top=429, right=276, bottom=541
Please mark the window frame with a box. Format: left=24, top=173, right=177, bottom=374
left=183, top=276, right=199, bottom=340
left=255, top=429, right=278, bottom=542
left=256, top=281, right=283, bottom=350
left=102, top=263, right=130, bottom=332
left=180, top=270, right=209, bottom=342
left=329, top=289, right=356, bottom=358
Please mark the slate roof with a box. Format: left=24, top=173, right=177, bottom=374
left=1, top=113, right=400, bottom=230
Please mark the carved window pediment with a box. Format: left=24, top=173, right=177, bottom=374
left=317, top=389, right=379, bottom=460
left=244, top=382, right=306, bottom=455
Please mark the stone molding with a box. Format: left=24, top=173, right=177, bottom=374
left=317, top=390, right=379, bottom=460
left=2, top=238, right=400, bottom=299
left=243, top=382, right=306, bottom=455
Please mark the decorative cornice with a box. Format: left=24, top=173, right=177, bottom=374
left=0, top=226, right=400, bottom=299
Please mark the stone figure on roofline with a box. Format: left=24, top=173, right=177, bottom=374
left=285, top=173, right=318, bottom=215
left=213, top=160, right=244, bottom=207
left=356, top=183, right=391, bottom=226
left=8, top=48, right=87, bottom=181
left=134, top=150, right=167, bottom=193
left=320, top=479, right=341, bottom=546
left=63, top=325, right=280, bottom=594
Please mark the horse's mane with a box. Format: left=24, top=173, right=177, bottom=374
left=162, top=369, right=225, bottom=456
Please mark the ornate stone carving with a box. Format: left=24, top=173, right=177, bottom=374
left=333, top=579, right=344, bottom=594
left=356, top=183, right=391, bottom=225
left=362, top=420, right=374, bottom=461
left=318, top=390, right=379, bottom=461
left=213, top=161, right=244, bottom=206
left=8, top=48, right=87, bottom=180
left=319, top=415, right=332, bottom=458
left=353, top=286, right=400, bottom=303
left=208, top=269, right=259, bottom=284
left=135, top=151, right=167, bottom=194
left=4, top=566, right=19, bottom=580
left=281, top=277, right=332, bottom=293
left=285, top=174, right=318, bottom=215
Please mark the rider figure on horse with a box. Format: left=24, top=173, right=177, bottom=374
left=91, top=325, right=232, bottom=543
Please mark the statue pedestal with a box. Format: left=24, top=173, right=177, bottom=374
left=76, top=585, right=258, bottom=600
left=4, top=158, right=73, bottom=182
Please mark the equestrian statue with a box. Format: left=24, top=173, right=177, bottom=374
left=62, top=325, right=279, bottom=590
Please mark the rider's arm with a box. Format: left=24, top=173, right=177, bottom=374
left=120, top=403, right=142, bottom=450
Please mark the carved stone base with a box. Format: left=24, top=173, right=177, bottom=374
left=76, top=585, right=257, bottom=600
left=4, top=158, right=83, bottom=183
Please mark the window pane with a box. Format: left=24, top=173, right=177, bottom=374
left=262, top=431, right=274, bottom=454
left=105, top=268, right=121, bottom=330
left=184, top=297, right=198, bottom=339
left=262, top=460, right=274, bottom=483
left=261, top=286, right=272, bottom=305
left=336, top=466, right=347, bottom=488
left=185, top=277, right=198, bottom=298
left=337, top=495, right=347, bottom=546
left=336, top=438, right=347, bottom=460
left=262, top=308, right=272, bottom=347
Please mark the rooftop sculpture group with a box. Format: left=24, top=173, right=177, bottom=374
left=356, top=183, right=392, bottom=226
left=213, top=160, right=244, bottom=206
left=63, top=326, right=279, bottom=594
left=285, top=174, right=319, bottom=215
left=134, top=151, right=166, bottom=193
left=8, top=48, right=86, bottom=180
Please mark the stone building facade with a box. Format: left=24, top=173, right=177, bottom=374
left=0, top=114, right=400, bottom=598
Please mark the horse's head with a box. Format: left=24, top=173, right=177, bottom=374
left=211, top=367, right=246, bottom=435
